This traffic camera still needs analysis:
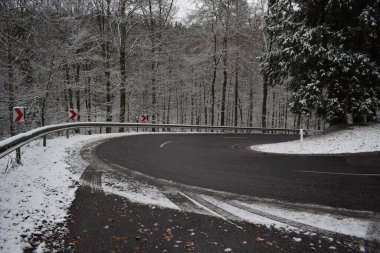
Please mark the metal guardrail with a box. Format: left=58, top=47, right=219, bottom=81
left=0, top=122, right=320, bottom=161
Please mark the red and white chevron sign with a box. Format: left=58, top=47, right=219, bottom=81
left=68, top=109, right=78, bottom=121
left=139, top=114, right=149, bottom=123
left=13, top=107, right=25, bottom=122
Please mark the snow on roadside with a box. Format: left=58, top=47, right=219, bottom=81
left=233, top=201, right=371, bottom=239
left=0, top=133, right=132, bottom=253
left=201, top=195, right=375, bottom=240
left=251, top=124, right=380, bottom=154
left=102, top=171, right=179, bottom=210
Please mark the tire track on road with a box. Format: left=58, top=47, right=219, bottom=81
left=79, top=166, right=103, bottom=194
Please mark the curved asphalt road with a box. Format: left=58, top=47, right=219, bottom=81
left=96, top=134, right=380, bottom=212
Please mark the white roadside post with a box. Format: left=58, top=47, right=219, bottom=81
left=300, top=128, right=304, bottom=150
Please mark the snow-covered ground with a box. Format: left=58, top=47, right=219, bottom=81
left=195, top=195, right=376, bottom=240
left=251, top=124, right=380, bottom=154
left=0, top=133, right=133, bottom=253
left=232, top=200, right=372, bottom=239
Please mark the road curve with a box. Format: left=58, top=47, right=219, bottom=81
left=95, top=133, right=380, bottom=212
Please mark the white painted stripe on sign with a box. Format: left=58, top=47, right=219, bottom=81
left=160, top=141, right=173, bottom=148
left=295, top=170, right=380, bottom=177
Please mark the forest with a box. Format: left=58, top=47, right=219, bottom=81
left=1, top=0, right=379, bottom=138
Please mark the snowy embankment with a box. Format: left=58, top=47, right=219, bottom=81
left=251, top=124, right=380, bottom=154
left=0, top=133, right=131, bottom=253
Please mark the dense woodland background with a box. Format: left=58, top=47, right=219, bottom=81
left=1, top=0, right=379, bottom=138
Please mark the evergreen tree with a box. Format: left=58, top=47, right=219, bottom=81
left=260, top=0, right=380, bottom=124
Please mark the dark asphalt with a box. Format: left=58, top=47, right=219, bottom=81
left=58, top=186, right=367, bottom=253
left=96, top=133, right=380, bottom=212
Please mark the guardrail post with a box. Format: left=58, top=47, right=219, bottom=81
left=43, top=136, right=47, bottom=147
left=66, top=129, right=69, bottom=139
left=16, top=148, right=21, bottom=164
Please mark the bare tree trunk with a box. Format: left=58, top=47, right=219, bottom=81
left=234, top=1, right=240, bottom=127
left=191, top=96, right=194, bottom=125
left=284, top=95, right=288, bottom=128
left=166, top=56, right=172, bottom=129
left=220, top=34, right=228, bottom=126
left=162, top=88, right=166, bottom=129
left=64, top=63, right=72, bottom=139
left=262, top=74, right=269, bottom=129
left=104, top=0, right=113, bottom=133
left=75, top=64, right=80, bottom=121
left=64, top=87, right=69, bottom=113
left=210, top=21, right=218, bottom=126
left=84, top=61, right=92, bottom=134
left=297, top=114, right=301, bottom=129
left=176, top=87, right=179, bottom=123
left=3, top=44, right=17, bottom=164
left=119, top=0, right=127, bottom=132
left=6, top=42, right=15, bottom=137
left=105, top=61, right=112, bottom=132
left=68, top=88, right=74, bottom=109
left=127, top=91, right=131, bottom=122
left=75, top=64, right=81, bottom=133
left=239, top=98, right=244, bottom=126
left=40, top=62, right=56, bottom=132
left=85, top=83, right=92, bottom=134
left=234, top=36, right=239, bottom=127
left=65, top=65, right=74, bottom=109
left=204, top=84, right=208, bottom=125
left=63, top=66, right=69, bottom=113
left=317, top=117, right=321, bottom=130
left=148, top=0, right=157, bottom=131
left=248, top=86, right=254, bottom=127
left=198, top=82, right=202, bottom=125
left=271, top=91, right=275, bottom=128
left=167, top=88, right=171, bottom=124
